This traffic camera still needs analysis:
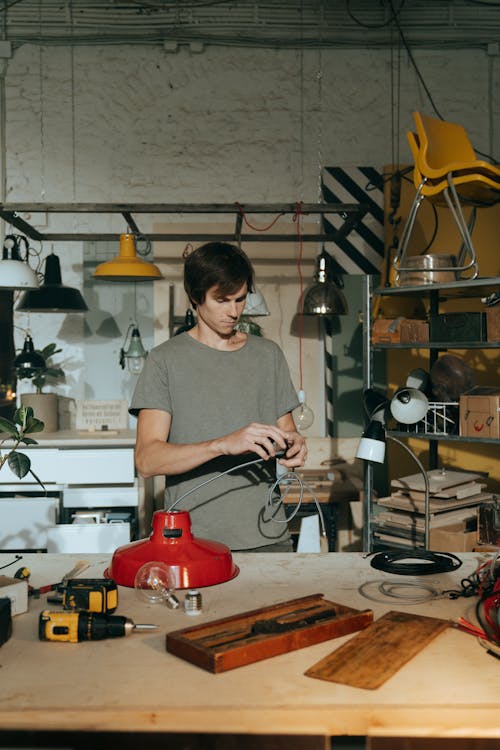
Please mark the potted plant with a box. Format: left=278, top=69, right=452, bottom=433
left=0, top=404, right=45, bottom=485
left=19, top=342, right=65, bottom=433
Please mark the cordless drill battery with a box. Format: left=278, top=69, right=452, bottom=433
left=61, top=579, right=118, bottom=614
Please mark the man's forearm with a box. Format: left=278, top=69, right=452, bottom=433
left=135, top=437, right=224, bottom=478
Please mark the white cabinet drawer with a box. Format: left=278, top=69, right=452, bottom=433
left=0, top=448, right=135, bottom=486
left=57, top=449, right=135, bottom=485
left=63, top=481, right=139, bottom=508
left=0, top=449, right=61, bottom=484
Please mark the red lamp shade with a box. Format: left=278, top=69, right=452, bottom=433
left=105, top=510, right=239, bottom=589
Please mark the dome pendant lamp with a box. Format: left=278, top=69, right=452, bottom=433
left=13, top=333, right=46, bottom=379
left=0, top=235, right=39, bottom=290
left=105, top=510, right=239, bottom=589
left=302, top=249, right=348, bottom=316
left=93, top=234, right=163, bottom=282
left=16, top=253, right=88, bottom=313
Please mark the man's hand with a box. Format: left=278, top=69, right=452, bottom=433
left=216, top=422, right=292, bottom=462
left=277, top=430, right=307, bottom=469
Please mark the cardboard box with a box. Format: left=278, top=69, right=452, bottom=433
left=486, top=305, right=500, bottom=342
left=430, top=522, right=477, bottom=552
left=400, top=319, right=429, bottom=344
left=372, top=317, right=402, bottom=344
left=459, top=387, right=500, bottom=439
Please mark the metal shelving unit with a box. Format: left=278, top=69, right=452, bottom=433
left=362, top=275, right=500, bottom=552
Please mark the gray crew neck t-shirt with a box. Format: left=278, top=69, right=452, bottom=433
left=129, top=333, right=299, bottom=550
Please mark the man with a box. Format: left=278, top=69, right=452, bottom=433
left=130, top=241, right=307, bottom=551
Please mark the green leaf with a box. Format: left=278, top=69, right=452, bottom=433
left=20, top=437, right=39, bottom=445
left=24, top=416, right=45, bottom=434
left=0, top=417, right=18, bottom=437
left=7, top=451, right=31, bottom=479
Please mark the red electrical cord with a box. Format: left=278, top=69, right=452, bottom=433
left=234, top=202, right=285, bottom=232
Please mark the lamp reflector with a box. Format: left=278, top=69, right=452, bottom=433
left=390, top=388, right=429, bottom=425
left=243, top=288, right=270, bottom=316
left=302, top=251, right=348, bottom=316
left=356, top=419, right=386, bottom=464
left=94, top=234, right=163, bottom=281
left=105, top=510, right=239, bottom=589
left=0, top=260, right=39, bottom=290
left=356, top=436, right=386, bottom=464
left=13, top=334, right=45, bottom=378
left=16, top=253, right=88, bottom=312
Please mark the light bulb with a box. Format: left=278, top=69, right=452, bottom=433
left=134, top=561, right=180, bottom=609
left=127, top=355, right=145, bottom=375
left=292, top=389, right=315, bottom=431
left=119, top=325, right=148, bottom=375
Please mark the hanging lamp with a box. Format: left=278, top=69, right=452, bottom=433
left=302, top=249, right=348, bottom=316
left=0, top=235, right=39, bottom=290
left=13, top=333, right=46, bottom=379
left=93, top=233, right=163, bottom=281
left=119, top=323, right=148, bottom=375
left=242, top=288, right=270, bottom=317
left=16, top=253, right=88, bottom=313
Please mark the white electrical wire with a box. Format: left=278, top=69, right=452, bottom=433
left=166, top=454, right=327, bottom=539
left=358, top=579, right=442, bottom=604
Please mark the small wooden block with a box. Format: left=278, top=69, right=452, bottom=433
left=166, top=593, right=373, bottom=673
left=305, top=610, right=449, bottom=690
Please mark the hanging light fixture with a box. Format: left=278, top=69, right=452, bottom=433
left=13, top=333, right=45, bottom=379
left=93, top=234, right=163, bottom=281
left=236, top=287, right=270, bottom=337
left=0, top=235, right=39, bottom=290
left=302, top=249, right=348, bottom=316
left=16, top=252, right=88, bottom=313
left=242, top=288, right=270, bottom=317
left=119, top=323, right=148, bottom=375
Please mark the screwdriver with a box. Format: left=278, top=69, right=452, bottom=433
left=39, top=610, right=157, bottom=643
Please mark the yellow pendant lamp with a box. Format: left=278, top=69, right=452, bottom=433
left=93, top=234, right=163, bottom=281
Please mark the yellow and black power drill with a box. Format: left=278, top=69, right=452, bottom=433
left=39, top=611, right=157, bottom=643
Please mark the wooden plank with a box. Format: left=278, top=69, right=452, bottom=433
left=166, top=593, right=373, bottom=673
left=305, top=610, right=449, bottom=690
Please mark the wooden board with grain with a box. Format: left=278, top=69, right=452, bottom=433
left=305, top=610, right=449, bottom=690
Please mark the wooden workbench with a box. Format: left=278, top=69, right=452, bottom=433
left=0, top=552, right=499, bottom=747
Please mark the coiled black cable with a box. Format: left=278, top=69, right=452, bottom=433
left=369, top=549, right=462, bottom=576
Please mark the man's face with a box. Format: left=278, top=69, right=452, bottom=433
left=196, top=282, right=248, bottom=337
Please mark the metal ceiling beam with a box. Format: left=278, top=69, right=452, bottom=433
left=0, top=202, right=367, bottom=243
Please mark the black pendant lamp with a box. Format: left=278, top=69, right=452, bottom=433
left=13, top=334, right=45, bottom=379
left=16, top=253, right=88, bottom=313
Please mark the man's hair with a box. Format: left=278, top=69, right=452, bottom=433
left=184, top=242, right=254, bottom=307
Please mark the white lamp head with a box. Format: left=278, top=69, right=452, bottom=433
left=390, top=387, right=429, bottom=425
left=0, top=235, right=39, bottom=290
left=356, top=420, right=386, bottom=464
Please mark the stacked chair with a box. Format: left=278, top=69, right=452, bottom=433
left=393, top=111, right=500, bottom=284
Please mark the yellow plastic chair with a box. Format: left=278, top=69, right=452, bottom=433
left=393, top=112, right=500, bottom=284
